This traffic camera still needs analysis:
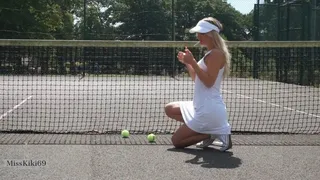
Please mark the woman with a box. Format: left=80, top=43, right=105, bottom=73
left=164, top=17, right=232, bottom=152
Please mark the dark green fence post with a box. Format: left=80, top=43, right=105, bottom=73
left=172, top=0, right=176, bottom=78
left=252, top=0, right=260, bottom=79
left=82, top=0, right=87, bottom=78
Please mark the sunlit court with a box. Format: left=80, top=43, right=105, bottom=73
left=1, top=0, right=319, bottom=180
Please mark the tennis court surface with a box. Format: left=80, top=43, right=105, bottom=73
left=0, top=75, right=319, bottom=134
left=1, top=40, right=320, bottom=180
left=0, top=40, right=319, bottom=145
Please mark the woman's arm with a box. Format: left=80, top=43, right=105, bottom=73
left=185, top=63, right=196, bottom=82
left=189, top=49, right=225, bottom=88
left=177, top=50, right=196, bottom=82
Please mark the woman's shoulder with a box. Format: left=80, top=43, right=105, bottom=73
left=204, top=49, right=225, bottom=62
left=206, top=49, right=224, bottom=57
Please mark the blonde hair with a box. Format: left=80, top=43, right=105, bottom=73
left=202, top=17, right=231, bottom=78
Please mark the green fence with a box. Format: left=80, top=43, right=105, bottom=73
left=254, top=0, right=320, bottom=41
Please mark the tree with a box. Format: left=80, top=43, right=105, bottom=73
left=108, top=0, right=171, bottom=40
left=0, top=0, right=77, bottom=39
left=174, top=0, right=253, bottom=41
left=54, top=0, right=82, bottom=39
left=73, top=0, right=117, bottom=40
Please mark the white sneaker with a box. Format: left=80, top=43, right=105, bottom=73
left=196, top=134, right=216, bottom=148
left=217, top=134, right=232, bottom=152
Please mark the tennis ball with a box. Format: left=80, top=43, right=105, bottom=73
left=147, top=133, right=156, bottom=142
left=121, top=130, right=129, bottom=138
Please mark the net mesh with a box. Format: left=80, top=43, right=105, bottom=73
left=0, top=40, right=319, bottom=134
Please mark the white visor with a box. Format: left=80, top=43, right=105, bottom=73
left=189, top=20, right=220, bottom=34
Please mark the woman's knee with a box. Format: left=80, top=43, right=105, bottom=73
left=171, top=135, right=184, bottom=148
left=164, top=102, right=180, bottom=117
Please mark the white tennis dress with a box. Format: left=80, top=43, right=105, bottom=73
left=179, top=50, right=231, bottom=135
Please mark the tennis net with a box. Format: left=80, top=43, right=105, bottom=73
left=0, top=40, right=319, bottom=134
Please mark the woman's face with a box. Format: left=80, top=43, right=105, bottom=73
left=197, top=33, right=211, bottom=47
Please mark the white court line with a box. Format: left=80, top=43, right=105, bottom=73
left=223, top=90, right=233, bottom=94
left=0, top=96, right=32, bottom=120
left=237, top=94, right=251, bottom=99
left=222, top=90, right=320, bottom=119
left=277, top=90, right=320, bottom=100
left=279, top=90, right=288, bottom=93
left=255, top=85, right=319, bottom=100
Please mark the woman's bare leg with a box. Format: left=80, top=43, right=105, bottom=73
left=171, top=124, right=209, bottom=148
left=164, top=102, right=184, bottom=122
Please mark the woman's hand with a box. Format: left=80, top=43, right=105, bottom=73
left=182, top=47, right=196, bottom=66
left=177, top=51, right=186, bottom=64
left=176, top=46, right=196, bottom=66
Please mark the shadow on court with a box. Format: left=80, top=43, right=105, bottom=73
left=167, top=147, right=242, bottom=169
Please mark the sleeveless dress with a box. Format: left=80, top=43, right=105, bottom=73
left=179, top=50, right=231, bottom=135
